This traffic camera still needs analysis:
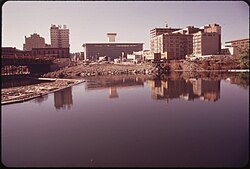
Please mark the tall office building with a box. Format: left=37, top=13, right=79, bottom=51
left=50, top=24, right=70, bottom=48
left=23, top=33, right=45, bottom=51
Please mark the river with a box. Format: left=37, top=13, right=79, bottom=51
left=1, top=73, right=249, bottom=167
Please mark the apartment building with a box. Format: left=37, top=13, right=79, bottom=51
left=193, top=24, right=221, bottom=56
left=23, top=33, right=46, bottom=51
left=50, top=24, right=70, bottom=48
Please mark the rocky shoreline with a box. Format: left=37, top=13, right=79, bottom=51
left=1, top=78, right=85, bottom=105
left=41, top=55, right=245, bottom=79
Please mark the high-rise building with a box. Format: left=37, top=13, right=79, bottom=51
left=50, top=24, right=70, bottom=48
left=23, top=33, right=45, bottom=51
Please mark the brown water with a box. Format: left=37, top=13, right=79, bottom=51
left=1, top=73, right=249, bottom=167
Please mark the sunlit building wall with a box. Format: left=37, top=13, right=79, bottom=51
left=23, top=33, right=46, bottom=51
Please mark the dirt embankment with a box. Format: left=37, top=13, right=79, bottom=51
left=42, top=55, right=244, bottom=79
left=42, top=63, right=155, bottom=79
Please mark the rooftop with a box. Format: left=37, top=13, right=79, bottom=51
left=225, top=38, right=249, bottom=43
left=83, top=42, right=143, bottom=45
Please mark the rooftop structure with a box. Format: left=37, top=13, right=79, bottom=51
left=107, top=33, right=117, bottom=42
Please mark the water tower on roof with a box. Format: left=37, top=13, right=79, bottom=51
left=107, top=33, right=117, bottom=42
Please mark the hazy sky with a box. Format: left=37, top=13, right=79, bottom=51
left=2, top=1, right=249, bottom=52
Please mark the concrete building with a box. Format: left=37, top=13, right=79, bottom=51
left=23, top=33, right=46, bottom=51
left=82, top=33, right=143, bottom=61
left=150, top=23, right=221, bottom=59
left=151, top=33, right=193, bottom=59
left=193, top=24, right=221, bottom=56
left=50, top=24, right=70, bottom=48
left=225, top=38, right=249, bottom=53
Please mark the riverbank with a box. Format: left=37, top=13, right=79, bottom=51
left=41, top=55, right=248, bottom=79
left=1, top=78, right=85, bottom=105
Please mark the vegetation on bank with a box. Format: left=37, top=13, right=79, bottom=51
left=238, top=48, right=249, bottom=69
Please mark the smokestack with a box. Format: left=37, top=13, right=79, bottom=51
left=107, top=33, right=117, bottom=42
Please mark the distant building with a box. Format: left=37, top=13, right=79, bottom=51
left=193, top=24, right=221, bottom=56
left=150, top=23, right=221, bottom=59
left=50, top=24, right=70, bottom=48
left=151, top=33, right=193, bottom=60
left=23, top=33, right=46, bottom=51
left=31, top=47, right=70, bottom=58
left=82, top=33, right=143, bottom=61
left=225, top=38, right=249, bottom=51
left=2, top=47, right=31, bottom=56
left=2, top=47, right=69, bottom=58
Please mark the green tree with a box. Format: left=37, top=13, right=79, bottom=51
left=238, top=48, right=249, bottom=69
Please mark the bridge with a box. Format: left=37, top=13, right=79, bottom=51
left=1, top=55, right=56, bottom=75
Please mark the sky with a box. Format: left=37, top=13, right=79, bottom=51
left=2, top=1, right=249, bottom=53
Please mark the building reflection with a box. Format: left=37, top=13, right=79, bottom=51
left=85, top=76, right=144, bottom=98
left=32, top=95, right=48, bottom=104
left=54, top=87, right=73, bottom=110
left=147, top=78, right=220, bottom=102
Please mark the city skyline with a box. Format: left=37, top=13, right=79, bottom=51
left=2, top=1, right=249, bottom=53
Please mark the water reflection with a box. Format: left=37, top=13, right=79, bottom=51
left=31, top=95, right=48, bottom=104
left=54, top=87, right=73, bottom=110
left=85, top=76, right=144, bottom=98
left=147, top=78, right=220, bottom=102
left=1, top=73, right=248, bottom=167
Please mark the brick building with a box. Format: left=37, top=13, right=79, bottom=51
left=50, top=24, right=70, bottom=48
left=23, top=33, right=46, bottom=51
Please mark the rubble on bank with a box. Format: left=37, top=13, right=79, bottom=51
left=1, top=78, right=84, bottom=105
left=42, top=63, right=155, bottom=79
left=42, top=55, right=244, bottom=79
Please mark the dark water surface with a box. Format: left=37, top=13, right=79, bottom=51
left=1, top=74, right=249, bottom=167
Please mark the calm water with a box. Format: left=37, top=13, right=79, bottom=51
left=1, top=73, right=249, bottom=167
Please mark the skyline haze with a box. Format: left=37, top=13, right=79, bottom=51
left=2, top=1, right=249, bottom=53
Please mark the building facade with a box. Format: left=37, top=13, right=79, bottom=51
left=50, top=24, right=70, bottom=48
left=23, top=33, right=46, bottom=51
left=31, top=48, right=70, bottom=58
left=151, top=32, right=193, bottom=60
left=193, top=31, right=221, bottom=56
left=83, top=42, right=143, bottom=61
left=150, top=23, right=221, bottom=59
left=193, top=24, right=221, bottom=56
left=225, top=38, right=249, bottom=51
